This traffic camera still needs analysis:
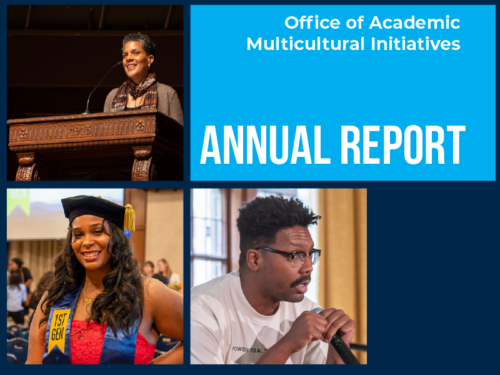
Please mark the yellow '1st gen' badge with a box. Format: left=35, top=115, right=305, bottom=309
left=48, top=309, right=71, bottom=354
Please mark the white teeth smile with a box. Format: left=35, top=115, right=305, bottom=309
left=83, top=251, right=100, bottom=258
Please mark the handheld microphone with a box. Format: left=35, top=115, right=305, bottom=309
left=311, top=307, right=360, bottom=365
left=83, top=61, right=123, bottom=114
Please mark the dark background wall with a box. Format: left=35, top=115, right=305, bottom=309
left=7, top=5, right=184, bottom=180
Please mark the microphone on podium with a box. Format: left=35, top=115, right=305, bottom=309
left=311, top=307, right=360, bottom=365
left=83, top=61, right=123, bottom=114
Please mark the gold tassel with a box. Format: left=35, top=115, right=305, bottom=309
left=124, top=204, right=136, bottom=232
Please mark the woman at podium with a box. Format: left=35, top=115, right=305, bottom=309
left=104, top=32, right=183, bottom=125
left=26, top=195, right=184, bottom=364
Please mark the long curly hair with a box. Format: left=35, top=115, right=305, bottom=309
left=32, top=270, right=54, bottom=306
left=40, top=221, right=144, bottom=337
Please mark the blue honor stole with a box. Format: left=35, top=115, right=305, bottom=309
left=42, top=283, right=139, bottom=364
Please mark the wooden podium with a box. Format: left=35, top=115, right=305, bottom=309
left=7, top=109, right=183, bottom=181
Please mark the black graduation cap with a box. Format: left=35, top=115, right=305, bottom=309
left=61, top=195, right=135, bottom=232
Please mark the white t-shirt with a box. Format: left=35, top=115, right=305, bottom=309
left=7, top=283, right=27, bottom=312
left=191, top=270, right=328, bottom=364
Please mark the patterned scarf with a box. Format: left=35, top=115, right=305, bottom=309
left=110, top=72, right=158, bottom=112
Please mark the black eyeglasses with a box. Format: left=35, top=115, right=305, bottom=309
left=256, top=246, right=321, bottom=267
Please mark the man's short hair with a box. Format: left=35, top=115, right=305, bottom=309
left=236, top=195, right=321, bottom=268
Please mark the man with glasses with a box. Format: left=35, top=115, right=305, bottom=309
left=191, top=196, right=355, bottom=364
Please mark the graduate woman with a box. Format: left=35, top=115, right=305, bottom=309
left=27, top=196, right=183, bottom=364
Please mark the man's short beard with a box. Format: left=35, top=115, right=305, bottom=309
left=263, top=278, right=310, bottom=304
left=290, top=275, right=311, bottom=288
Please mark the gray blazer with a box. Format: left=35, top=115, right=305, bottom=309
left=103, top=82, right=183, bottom=125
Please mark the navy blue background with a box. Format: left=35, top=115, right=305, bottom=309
left=2, top=0, right=499, bottom=372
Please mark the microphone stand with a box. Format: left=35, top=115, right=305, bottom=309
left=83, top=61, right=123, bottom=114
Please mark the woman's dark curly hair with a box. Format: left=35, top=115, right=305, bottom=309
left=40, top=220, right=144, bottom=337
left=32, top=270, right=54, bottom=306
left=236, top=196, right=321, bottom=267
left=122, top=32, right=156, bottom=63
